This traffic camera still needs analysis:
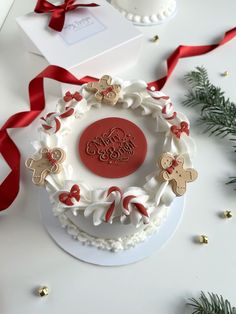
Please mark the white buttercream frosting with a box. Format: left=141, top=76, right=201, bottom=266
left=111, top=0, right=177, bottom=25
left=56, top=205, right=169, bottom=252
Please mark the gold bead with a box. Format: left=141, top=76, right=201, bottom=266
left=223, top=210, right=233, bottom=218
left=199, top=235, right=208, bottom=244
left=151, top=35, right=159, bottom=42
left=221, top=71, right=229, bottom=77
left=37, top=286, right=49, bottom=297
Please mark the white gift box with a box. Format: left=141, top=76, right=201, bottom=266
left=16, top=0, right=143, bottom=78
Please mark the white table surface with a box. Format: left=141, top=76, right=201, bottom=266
left=0, top=1, right=236, bottom=314
left=0, top=0, right=15, bottom=29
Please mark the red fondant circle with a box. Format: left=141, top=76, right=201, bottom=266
left=78, top=117, right=147, bottom=178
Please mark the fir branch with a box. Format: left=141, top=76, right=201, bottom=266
left=183, top=66, right=236, bottom=185
left=187, top=291, right=236, bottom=314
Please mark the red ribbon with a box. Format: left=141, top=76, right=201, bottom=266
left=34, top=0, right=99, bottom=32
left=0, top=27, right=236, bottom=212
left=59, top=184, right=80, bottom=206
left=147, top=27, right=236, bottom=91
left=0, top=66, right=96, bottom=211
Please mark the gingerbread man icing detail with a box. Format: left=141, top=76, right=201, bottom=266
left=85, top=75, right=121, bottom=106
left=158, top=153, right=198, bottom=196
left=25, top=147, right=66, bottom=185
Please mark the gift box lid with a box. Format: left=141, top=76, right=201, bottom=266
left=16, top=0, right=143, bottom=71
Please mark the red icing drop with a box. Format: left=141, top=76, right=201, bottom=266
left=78, top=117, right=147, bottom=178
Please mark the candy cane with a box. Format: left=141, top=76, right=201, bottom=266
left=162, top=103, right=177, bottom=120
left=41, top=112, right=61, bottom=134
left=105, top=186, right=122, bottom=223
left=122, top=195, right=149, bottom=224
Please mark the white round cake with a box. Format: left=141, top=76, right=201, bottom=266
left=111, top=0, right=177, bottom=25
left=25, top=75, right=197, bottom=252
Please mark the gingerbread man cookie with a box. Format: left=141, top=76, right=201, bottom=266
left=158, top=153, right=198, bottom=196
left=25, top=147, right=66, bottom=185
left=86, top=75, right=121, bottom=106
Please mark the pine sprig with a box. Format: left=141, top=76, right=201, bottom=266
left=188, top=291, right=236, bottom=314
left=183, top=66, right=236, bottom=185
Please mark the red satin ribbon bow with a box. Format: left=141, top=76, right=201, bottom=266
left=1, top=28, right=236, bottom=212
left=34, top=0, right=99, bottom=32
left=166, top=159, right=178, bottom=174
left=63, top=91, right=82, bottom=102
left=59, top=184, right=80, bottom=206
left=171, top=121, right=190, bottom=139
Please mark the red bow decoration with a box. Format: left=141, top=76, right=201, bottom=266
left=171, top=121, right=190, bottom=139
left=166, top=159, right=178, bottom=174
left=59, top=184, right=80, bottom=206
left=63, top=91, right=83, bottom=102
left=34, top=0, right=99, bottom=32
left=101, top=86, right=113, bottom=96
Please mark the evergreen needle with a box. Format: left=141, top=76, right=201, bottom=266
left=188, top=291, right=236, bottom=314
left=183, top=66, right=236, bottom=186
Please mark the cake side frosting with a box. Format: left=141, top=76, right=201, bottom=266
left=54, top=205, right=169, bottom=252
left=26, top=77, right=196, bottom=251
left=111, top=0, right=177, bottom=24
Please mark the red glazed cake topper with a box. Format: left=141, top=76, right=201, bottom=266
left=78, top=117, right=147, bottom=178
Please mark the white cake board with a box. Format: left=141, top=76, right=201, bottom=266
left=39, top=189, right=184, bottom=266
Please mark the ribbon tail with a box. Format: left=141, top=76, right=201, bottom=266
left=49, top=10, right=65, bottom=32
left=0, top=130, right=20, bottom=211
left=147, top=27, right=236, bottom=91
left=74, top=3, right=100, bottom=9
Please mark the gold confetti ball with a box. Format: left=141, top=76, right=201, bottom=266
left=221, top=71, right=229, bottom=77
left=151, top=35, right=159, bottom=42
left=224, top=210, right=233, bottom=218
left=37, top=286, right=49, bottom=297
left=199, top=235, right=208, bottom=244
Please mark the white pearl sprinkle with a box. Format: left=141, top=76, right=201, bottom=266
left=150, top=86, right=156, bottom=91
